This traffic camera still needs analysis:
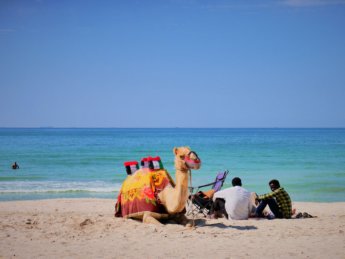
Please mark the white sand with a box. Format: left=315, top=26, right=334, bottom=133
left=0, top=199, right=344, bottom=259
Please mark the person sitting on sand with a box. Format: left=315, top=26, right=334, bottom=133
left=255, top=179, right=292, bottom=219
left=209, top=177, right=256, bottom=220
left=12, top=162, right=19, bottom=170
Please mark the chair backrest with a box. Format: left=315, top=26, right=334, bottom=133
left=212, top=170, right=229, bottom=192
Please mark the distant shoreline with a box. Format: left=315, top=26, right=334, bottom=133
left=1, top=127, right=345, bottom=129
left=0, top=197, right=344, bottom=203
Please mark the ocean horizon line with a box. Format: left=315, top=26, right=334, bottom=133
left=1, top=127, right=345, bottom=130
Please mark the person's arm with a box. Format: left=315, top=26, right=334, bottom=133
left=212, top=189, right=227, bottom=201
left=247, top=192, right=256, bottom=217
left=248, top=199, right=253, bottom=217
left=258, top=189, right=278, bottom=200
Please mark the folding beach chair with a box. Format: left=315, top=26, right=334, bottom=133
left=186, top=170, right=229, bottom=217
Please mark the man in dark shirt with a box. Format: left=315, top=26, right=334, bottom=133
left=255, top=179, right=292, bottom=219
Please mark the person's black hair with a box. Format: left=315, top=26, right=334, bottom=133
left=269, top=179, right=280, bottom=188
left=232, top=177, right=242, bottom=187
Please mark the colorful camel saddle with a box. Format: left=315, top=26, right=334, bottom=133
left=115, top=168, right=175, bottom=218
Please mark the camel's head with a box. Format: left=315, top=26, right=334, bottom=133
left=173, top=146, right=201, bottom=171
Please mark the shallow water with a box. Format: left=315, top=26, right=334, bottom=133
left=1, top=128, right=344, bottom=202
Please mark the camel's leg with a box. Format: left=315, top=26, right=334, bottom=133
left=143, top=211, right=162, bottom=225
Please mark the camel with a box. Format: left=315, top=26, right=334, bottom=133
left=115, top=146, right=201, bottom=226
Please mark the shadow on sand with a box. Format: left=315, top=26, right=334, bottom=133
left=193, top=218, right=257, bottom=230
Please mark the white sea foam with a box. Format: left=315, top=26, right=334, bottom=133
left=0, top=181, right=121, bottom=193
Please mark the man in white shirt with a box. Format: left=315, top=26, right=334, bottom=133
left=210, top=177, right=255, bottom=220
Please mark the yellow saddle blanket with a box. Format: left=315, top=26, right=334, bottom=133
left=115, top=169, right=175, bottom=218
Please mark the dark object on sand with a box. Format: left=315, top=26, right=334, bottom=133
left=295, top=212, right=316, bottom=218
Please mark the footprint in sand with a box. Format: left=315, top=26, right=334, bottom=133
left=80, top=219, right=93, bottom=227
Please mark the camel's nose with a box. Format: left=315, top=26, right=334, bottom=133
left=185, top=151, right=201, bottom=170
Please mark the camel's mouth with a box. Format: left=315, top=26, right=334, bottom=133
left=184, top=151, right=201, bottom=170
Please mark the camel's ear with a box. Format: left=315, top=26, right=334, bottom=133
left=174, top=147, right=185, bottom=159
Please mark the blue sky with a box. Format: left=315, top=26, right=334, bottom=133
left=1, top=0, right=345, bottom=128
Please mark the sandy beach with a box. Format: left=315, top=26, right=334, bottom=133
left=0, top=199, right=344, bottom=259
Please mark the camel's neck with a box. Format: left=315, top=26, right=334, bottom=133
left=174, top=168, right=189, bottom=193
left=171, top=167, right=189, bottom=211
left=158, top=158, right=191, bottom=214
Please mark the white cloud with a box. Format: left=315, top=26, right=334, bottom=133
left=201, top=0, right=345, bottom=10
left=282, top=0, right=345, bottom=7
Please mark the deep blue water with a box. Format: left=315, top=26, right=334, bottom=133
left=0, top=128, right=344, bottom=202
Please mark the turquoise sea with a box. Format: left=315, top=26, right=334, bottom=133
left=0, top=128, right=344, bottom=202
